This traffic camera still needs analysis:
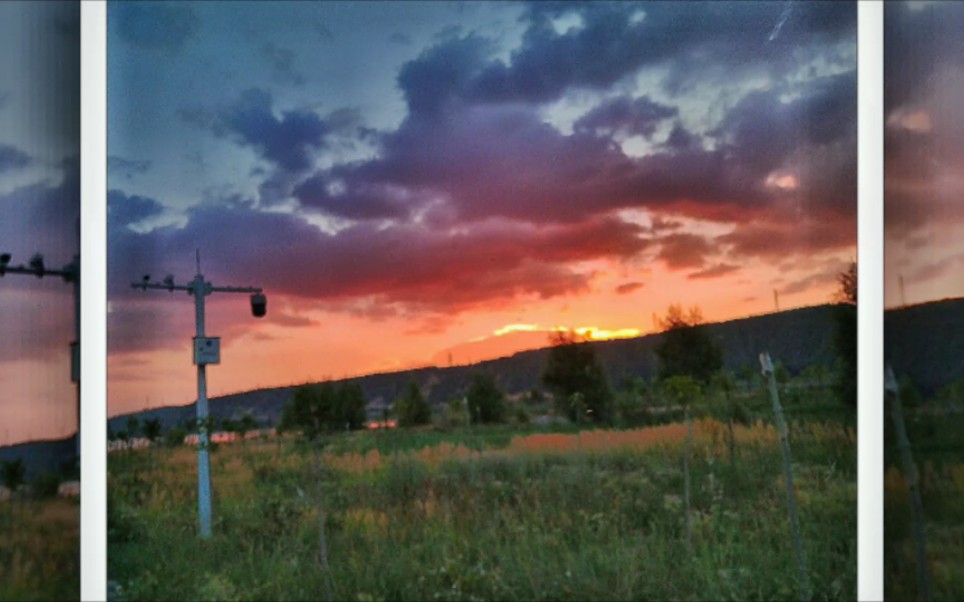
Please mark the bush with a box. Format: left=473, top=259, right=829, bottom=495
left=32, top=471, right=62, bottom=498
left=164, top=427, right=188, bottom=447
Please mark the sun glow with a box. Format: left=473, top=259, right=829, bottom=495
left=488, top=323, right=640, bottom=341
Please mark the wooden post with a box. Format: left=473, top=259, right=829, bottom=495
left=885, top=366, right=932, bottom=602
left=684, top=406, right=693, bottom=553
left=312, top=445, right=334, bottom=602
left=761, top=352, right=811, bottom=602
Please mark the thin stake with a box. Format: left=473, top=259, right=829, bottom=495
left=313, top=445, right=334, bottom=602
left=683, top=406, right=693, bottom=553
left=885, top=365, right=932, bottom=602
left=761, top=352, right=811, bottom=602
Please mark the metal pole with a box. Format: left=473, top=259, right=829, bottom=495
left=132, top=267, right=264, bottom=539
left=885, top=366, right=932, bottom=602
left=192, top=274, right=213, bottom=539
left=761, top=352, right=811, bottom=602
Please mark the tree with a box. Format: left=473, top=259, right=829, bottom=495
left=541, top=330, right=612, bottom=423
left=833, top=261, right=857, bottom=408
left=142, top=418, right=162, bottom=445
left=279, top=382, right=368, bottom=439
left=238, top=413, right=259, bottom=440
left=466, top=371, right=507, bottom=424
left=126, top=416, right=140, bottom=440
left=1, top=458, right=26, bottom=513
left=655, top=305, right=723, bottom=385
left=395, top=381, right=432, bottom=427
left=1, top=458, right=25, bottom=494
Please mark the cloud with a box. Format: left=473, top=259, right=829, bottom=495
left=107, top=156, right=151, bottom=179
left=212, top=88, right=331, bottom=173
left=107, top=190, right=165, bottom=227
left=615, top=281, right=644, bottom=295
left=573, top=95, right=677, bottom=138
left=687, top=263, right=740, bottom=280
left=261, top=42, right=306, bottom=87
left=390, top=33, right=412, bottom=46
left=656, top=233, right=716, bottom=270
left=108, top=192, right=650, bottom=315
left=112, top=2, right=199, bottom=51
left=0, top=144, right=31, bottom=173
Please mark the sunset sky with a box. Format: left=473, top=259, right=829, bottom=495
left=885, top=1, right=964, bottom=308
left=0, top=2, right=79, bottom=446
left=107, top=1, right=857, bottom=418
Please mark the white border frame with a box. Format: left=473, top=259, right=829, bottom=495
left=80, top=3, right=107, bottom=601
left=857, top=2, right=883, bottom=600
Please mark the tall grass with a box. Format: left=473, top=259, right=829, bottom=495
left=109, top=418, right=855, bottom=601
left=0, top=498, right=79, bottom=601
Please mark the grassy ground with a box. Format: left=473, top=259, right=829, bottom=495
left=109, top=418, right=855, bottom=601
left=0, top=497, right=79, bottom=601
left=885, top=409, right=964, bottom=600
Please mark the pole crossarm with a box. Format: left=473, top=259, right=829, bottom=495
left=131, top=279, right=263, bottom=295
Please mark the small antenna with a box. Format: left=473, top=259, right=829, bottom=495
left=899, top=274, right=907, bottom=308
left=773, top=289, right=780, bottom=312
left=196, top=248, right=202, bottom=276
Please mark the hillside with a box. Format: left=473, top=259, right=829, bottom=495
left=0, top=435, right=77, bottom=478
left=885, top=296, right=964, bottom=395
left=108, top=303, right=842, bottom=432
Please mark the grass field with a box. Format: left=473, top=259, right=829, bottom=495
left=109, top=415, right=855, bottom=601
left=885, top=409, right=964, bottom=600
left=0, top=497, right=79, bottom=601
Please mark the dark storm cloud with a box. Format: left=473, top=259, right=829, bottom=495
left=108, top=191, right=650, bottom=317
left=112, top=2, right=199, bottom=51
left=107, top=189, right=165, bottom=227
left=0, top=145, right=31, bottom=173
left=573, top=95, right=677, bottom=138
left=454, top=1, right=855, bottom=107
left=212, top=88, right=331, bottom=173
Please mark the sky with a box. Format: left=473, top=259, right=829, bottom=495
left=107, top=1, right=857, bottom=418
left=0, top=2, right=80, bottom=447
left=885, top=1, right=964, bottom=308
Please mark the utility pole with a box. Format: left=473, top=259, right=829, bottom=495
left=0, top=252, right=80, bottom=458
left=132, top=251, right=266, bottom=538
left=899, top=274, right=907, bottom=308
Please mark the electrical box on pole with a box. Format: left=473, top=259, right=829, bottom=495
left=193, top=336, right=221, bottom=365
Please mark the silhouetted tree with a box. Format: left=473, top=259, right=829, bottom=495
left=395, top=381, right=432, bottom=427
left=833, top=261, right=857, bottom=408
left=142, top=418, right=162, bottom=444
left=239, top=413, right=259, bottom=440
left=655, top=305, right=723, bottom=385
left=279, top=382, right=368, bottom=438
left=541, top=331, right=612, bottom=423
left=126, top=416, right=140, bottom=439
left=466, top=371, right=507, bottom=424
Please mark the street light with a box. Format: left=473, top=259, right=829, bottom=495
left=132, top=251, right=266, bottom=538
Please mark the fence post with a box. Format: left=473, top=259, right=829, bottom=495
left=683, top=406, right=693, bottom=553
left=885, top=365, right=932, bottom=602
left=761, top=352, right=811, bottom=602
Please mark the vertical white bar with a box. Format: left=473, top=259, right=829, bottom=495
left=858, top=2, right=884, bottom=601
left=81, top=2, right=107, bottom=601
